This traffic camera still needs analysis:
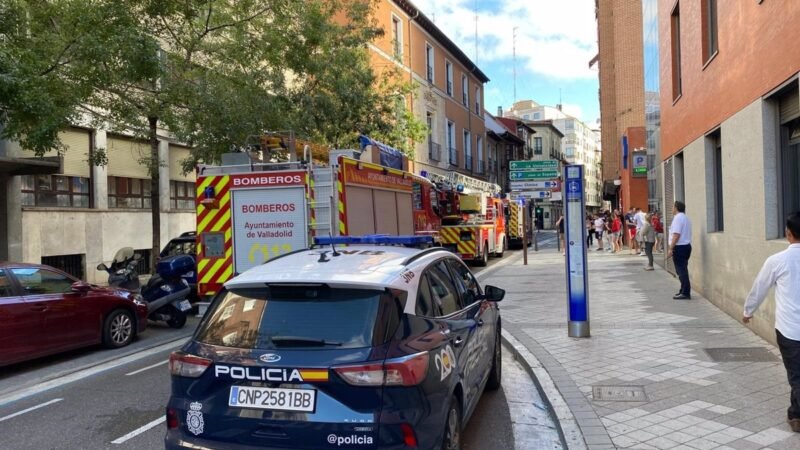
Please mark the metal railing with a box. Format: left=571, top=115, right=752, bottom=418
left=465, top=155, right=473, bottom=171
left=449, top=147, right=457, bottom=166
left=428, top=141, right=441, bottom=161
left=477, top=160, right=485, bottom=174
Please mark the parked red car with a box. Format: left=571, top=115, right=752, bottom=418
left=0, top=262, right=148, bottom=367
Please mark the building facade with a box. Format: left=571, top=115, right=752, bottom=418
left=0, top=126, right=195, bottom=283
left=657, top=0, right=800, bottom=343
left=594, top=0, right=648, bottom=214
left=370, top=0, right=489, bottom=180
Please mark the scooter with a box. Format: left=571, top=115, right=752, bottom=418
left=97, top=247, right=193, bottom=328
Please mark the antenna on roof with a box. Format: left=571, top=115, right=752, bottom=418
left=328, top=232, right=340, bottom=257
left=474, top=1, right=479, bottom=64
left=512, top=27, right=518, bottom=103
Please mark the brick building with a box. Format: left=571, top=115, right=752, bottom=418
left=594, top=0, right=648, bottom=213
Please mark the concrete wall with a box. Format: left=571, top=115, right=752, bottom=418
left=21, top=210, right=195, bottom=284
left=681, top=98, right=786, bottom=345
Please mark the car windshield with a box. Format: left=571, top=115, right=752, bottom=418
left=195, top=286, right=384, bottom=350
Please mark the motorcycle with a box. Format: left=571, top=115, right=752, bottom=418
left=97, top=247, right=193, bottom=328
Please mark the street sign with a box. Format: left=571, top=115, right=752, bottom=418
left=550, top=192, right=562, bottom=201
left=509, top=170, right=560, bottom=180
left=509, top=160, right=558, bottom=171
left=564, top=165, right=589, bottom=338
left=513, top=190, right=551, bottom=199
left=510, top=180, right=559, bottom=190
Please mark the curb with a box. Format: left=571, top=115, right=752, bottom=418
left=501, top=330, right=586, bottom=450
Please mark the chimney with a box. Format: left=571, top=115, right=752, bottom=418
left=497, top=106, right=503, bottom=116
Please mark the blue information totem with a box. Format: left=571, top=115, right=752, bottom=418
left=564, top=165, right=590, bottom=338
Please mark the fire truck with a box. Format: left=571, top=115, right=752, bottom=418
left=194, top=150, right=441, bottom=298
left=506, top=199, right=532, bottom=249
left=427, top=171, right=506, bottom=266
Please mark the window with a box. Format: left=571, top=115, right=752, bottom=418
left=446, top=61, right=453, bottom=96
left=702, top=0, right=718, bottom=63
left=706, top=129, right=724, bottom=231
left=426, top=261, right=462, bottom=316
left=391, top=15, right=403, bottom=59
left=109, top=176, right=151, bottom=209
left=135, top=248, right=153, bottom=274
left=170, top=180, right=194, bottom=210
left=447, top=120, right=457, bottom=165
left=12, top=268, right=74, bottom=295
left=565, top=120, right=575, bottom=131
left=475, top=86, right=481, bottom=113
left=534, top=137, right=543, bottom=155
left=20, top=175, right=90, bottom=208
left=523, top=114, right=530, bottom=120
left=476, top=136, right=484, bottom=173
left=778, top=82, right=800, bottom=224
left=425, top=43, right=434, bottom=82
left=0, top=270, right=13, bottom=297
left=462, top=74, right=468, bottom=106
left=41, top=254, right=85, bottom=280
left=566, top=146, right=575, bottom=158
left=446, top=259, right=481, bottom=306
left=533, top=112, right=541, bottom=120
left=671, top=3, right=682, bottom=100
left=464, top=130, right=472, bottom=170
left=415, top=274, right=438, bottom=317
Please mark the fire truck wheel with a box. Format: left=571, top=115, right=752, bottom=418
left=477, top=243, right=489, bottom=267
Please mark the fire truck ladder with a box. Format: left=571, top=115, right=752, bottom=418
left=308, top=165, right=335, bottom=238
left=424, top=171, right=500, bottom=195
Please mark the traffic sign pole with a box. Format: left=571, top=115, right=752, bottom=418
left=522, top=206, right=528, bottom=265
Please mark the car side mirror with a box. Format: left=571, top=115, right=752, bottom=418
left=71, top=281, right=92, bottom=293
left=482, top=285, right=505, bottom=302
left=97, top=263, right=108, bottom=271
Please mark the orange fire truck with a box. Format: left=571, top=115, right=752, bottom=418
left=427, top=172, right=506, bottom=266
left=194, top=151, right=441, bottom=297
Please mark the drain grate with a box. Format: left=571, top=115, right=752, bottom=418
left=592, top=385, right=648, bottom=402
left=704, top=347, right=780, bottom=362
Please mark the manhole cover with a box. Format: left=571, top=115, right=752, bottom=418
left=704, top=347, right=780, bottom=362
left=592, top=385, right=648, bottom=402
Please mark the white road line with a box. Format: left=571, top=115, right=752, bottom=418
left=0, top=339, right=185, bottom=407
left=125, top=360, right=168, bottom=376
left=111, top=416, right=166, bottom=444
left=0, top=398, right=63, bottom=423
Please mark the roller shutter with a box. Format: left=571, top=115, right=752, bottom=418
left=374, top=190, right=399, bottom=235
left=17, top=128, right=91, bottom=177
left=663, top=159, right=675, bottom=275
left=780, top=85, right=800, bottom=124
left=107, top=135, right=150, bottom=179
left=345, top=187, right=375, bottom=235
left=169, top=145, right=195, bottom=182
left=396, top=192, right=413, bottom=234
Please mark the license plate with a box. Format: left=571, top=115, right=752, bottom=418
left=229, top=386, right=316, bottom=412
left=177, top=300, right=192, bottom=311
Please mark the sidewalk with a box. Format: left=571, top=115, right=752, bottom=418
left=484, top=247, right=799, bottom=450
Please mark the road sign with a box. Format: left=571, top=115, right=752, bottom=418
left=513, top=190, right=551, bottom=199
left=509, top=160, right=558, bottom=171
left=510, top=180, right=559, bottom=190
left=510, top=170, right=559, bottom=180
left=550, top=192, right=562, bottom=201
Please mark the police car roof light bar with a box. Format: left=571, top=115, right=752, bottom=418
left=314, top=235, right=434, bottom=246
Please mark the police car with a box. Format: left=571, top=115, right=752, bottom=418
left=165, top=236, right=505, bottom=449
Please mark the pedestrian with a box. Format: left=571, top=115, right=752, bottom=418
left=586, top=215, right=594, bottom=248
left=668, top=201, right=693, bottom=300
left=593, top=214, right=605, bottom=251
left=611, top=209, right=623, bottom=253
left=626, top=208, right=638, bottom=254
left=642, top=213, right=656, bottom=270
left=556, top=214, right=565, bottom=255
left=604, top=210, right=613, bottom=251
left=653, top=212, right=664, bottom=252
left=742, top=212, right=800, bottom=432
left=635, top=207, right=647, bottom=256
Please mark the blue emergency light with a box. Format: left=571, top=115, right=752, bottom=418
left=314, top=235, right=434, bottom=246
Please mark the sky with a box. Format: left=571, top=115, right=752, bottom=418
left=411, top=0, right=600, bottom=126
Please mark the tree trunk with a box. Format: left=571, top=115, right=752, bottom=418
left=148, top=116, right=161, bottom=273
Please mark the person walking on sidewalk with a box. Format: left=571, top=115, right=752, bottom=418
left=668, top=201, right=693, bottom=300
left=611, top=210, right=623, bottom=253
left=642, top=213, right=656, bottom=270
left=586, top=215, right=595, bottom=248
left=556, top=214, right=565, bottom=255
left=594, top=214, right=605, bottom=251
left=653, top=212, right=665, bottom=252
left=742, top=212, right=800, bottom=433
left=626, top=209, right=639, bottom=254
left=635, top=207, right=648, bottom=256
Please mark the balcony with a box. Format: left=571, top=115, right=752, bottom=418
left=489, top=159, right=496, bottom=173
left=426, top=66, right=433, bottom=83
left=465, top=155, right=473, bottom=171
left=447, top=81, right=453, bottom=96
left=428, top=141, right=441, bottom=162
left=449, top=147, right=457, bottom=166
left=477, top=159, right=485, bottom=174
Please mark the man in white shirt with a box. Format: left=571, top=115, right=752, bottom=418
left=667, top=201, right=693, bottom=299
left=593, top=215, right=605, bottom=251
left=743, top=212, right=800, bottom=432
left=635, top=208, right=647, bottom=256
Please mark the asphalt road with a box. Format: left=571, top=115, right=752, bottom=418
left=0, top=246, right=562, bottom=450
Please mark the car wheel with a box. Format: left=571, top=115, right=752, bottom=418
left=485, top=328, right=502, bottom=391
left=441, top=396, right=462, bottom=450
left=167, top=307, right=187, bottom=329
left=103, top=309, right=135, bottom=349
left=476, top=243, right=488, bottom=267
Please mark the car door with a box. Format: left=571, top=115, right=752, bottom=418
left=0, top=269, right=44, bottom=365
left=11, top=267, right=97, bottom=349
left=446, top=258, right=495, bottom=405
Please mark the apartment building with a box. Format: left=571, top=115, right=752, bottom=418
left=657, top=0, right=800, bottom=343
left=505, top=100, right=604, bottom=211
left=594, top=0, right=647, bottom=214
left=370, top=0, right=490, bottom=180
left=0, top=127, right=195, bottom=283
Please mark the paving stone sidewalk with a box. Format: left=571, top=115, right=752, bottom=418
left=486, top=247, right=799, bottom=450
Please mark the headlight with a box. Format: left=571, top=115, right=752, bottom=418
left=161, top=285, right=173, bottom=293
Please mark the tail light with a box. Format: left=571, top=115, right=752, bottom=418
left=401, top=423, right=418, bottom=447
left=334, top=352, right=429, bottom=387
left=169, top=352, right=211, bottom=378
left=166, top=408, right=179, bottom=429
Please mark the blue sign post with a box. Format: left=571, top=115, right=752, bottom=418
left=564, top=165, right=590, bottom=338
